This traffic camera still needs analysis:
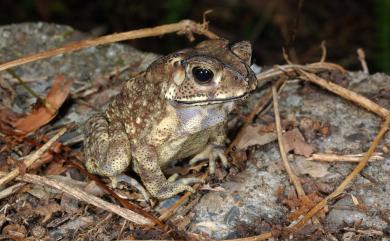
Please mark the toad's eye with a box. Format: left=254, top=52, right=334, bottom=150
left=192, top=67, right=214, bottom=84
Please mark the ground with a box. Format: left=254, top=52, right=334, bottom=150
left=0, top=23, right=389, bottom=240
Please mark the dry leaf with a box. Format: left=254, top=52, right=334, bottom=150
left=286, top=193, right=326, bottom=221
left=351, top=194, right=359, bottom=205
left=35, top=202, right=62, bottom=223
left=293, top=157, right=330, bottom=178
left=12, top=75, right=73, bottom=134
left=44, top=159, right=67, bottom=175
left=2, top=223, right=27, bottom=239
left=282, top=128, right=314, bottom=157
left=230, top=150, right=247, bottom=170
left=61, top=193, right=80, bottom=214
left=236, top=124, right=277, bottom=150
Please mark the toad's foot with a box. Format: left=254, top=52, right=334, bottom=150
left=111, top=174, right=151, bottom=202
left=189, top=144, right=228, bottom=174
left=167, top=173, right=205, bottom=185
left=148, top=182, right=195, bottom=200
left=134, top=144, right=197, bottom=200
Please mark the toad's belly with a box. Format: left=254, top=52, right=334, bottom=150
left=157, top=128, right=211, bottom=168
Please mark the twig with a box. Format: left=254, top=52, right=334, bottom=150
left=0, top=127, right=67, bottom=188
left=307, top=152, right=383, bottom=162
left=272, top=86, right=305, bottom=198
left=0, top=20, right=218, bottom=73
left=287, top=114, right=390, bottom=233
left=0, top=172, right=153, bottom=226
left=0, top=183, right=25, bottom=200
left=357, top=48, right=369, bottom=74
left=67, top=159, right=167, bottom=229
left=296, top=68, right=390, bottom=119
left=343, top=227, right=383, bottom=236
left=255, top=62, right=346, bottom=84
left=282, top=48, right=294, bottom=65
left=226, top=77, right=285, bottom=154
left=225, top=232, right=273, bottom=241
left=320, top=41, right=327, bottom=63
left=6, top=69, right=46, bottom=105
left=158, top=172, right=208, bottom=222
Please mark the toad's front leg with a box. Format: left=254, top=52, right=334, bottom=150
left=133, top=143, right=195, bottom=200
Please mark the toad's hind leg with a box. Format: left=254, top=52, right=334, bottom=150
left=84, top=114, right=152, bottom=201
left=133, top=144, right=195, bottom=200
left=84, top=114, right=131, bottom=179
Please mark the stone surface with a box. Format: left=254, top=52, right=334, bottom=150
left=0, top=22, right=158, bottom=125
left=189, top=72, right=389, bottom=238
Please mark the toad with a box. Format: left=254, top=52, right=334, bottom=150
left=84, top=39, right=257, bottom=200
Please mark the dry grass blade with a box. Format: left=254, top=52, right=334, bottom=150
left=357, top=48, right=369, bottom=74
left=272, top=87, right=305, bottom=198
left=0, top=127, right=67, bottom=188
left=158, top=172, right=208, bottom=222
left=287, top=114, right=390, bottom=233
left=0, top=172, right=153, bottom=226
left=308, top=152, right=383, bottom=162
left=255, top=62, right=346, bottom=83
left=0, top=183, right=26, bottom=200
left=0, top=19, right=218, bottom=73
left=296, top=68, right=390, bottom=119
left=226, top=77, right=285, bottom=154
left=225, top=232, right=273, bottom=241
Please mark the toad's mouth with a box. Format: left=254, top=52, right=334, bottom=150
left=173, top=93, right=248, bottom=106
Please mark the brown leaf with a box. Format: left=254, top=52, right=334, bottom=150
left=2, top=223, right=27, bottom=239
left=43, top=158, right=67, bottom=175
left=12, top=75, right=73, bottom=135
left=230, top=150, right=247, bottom=170
left=236, top=124, right=277, bottom=150
left=35, top=202, right=62, bottom=223
left=282, top=128, right=314, bottom=157
left=287, top=194, right=326, bottom=221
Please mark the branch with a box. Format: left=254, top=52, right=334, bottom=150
left=296, top=68, right=390, bottom=119
left=272, top=87, right=305, bottom=198
left=0, top=20, right=218, bottom=73
left=0, top=127, right=67, bottom=188
left=0, top=173, right=153, bottom=226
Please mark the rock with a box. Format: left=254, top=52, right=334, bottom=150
left=0, top=22, right=158, bottom=129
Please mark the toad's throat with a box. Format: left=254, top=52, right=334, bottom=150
left=174, top=93, right=247, bottom=105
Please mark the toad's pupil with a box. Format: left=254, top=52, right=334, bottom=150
left=192, top=67, right=214, bottom=83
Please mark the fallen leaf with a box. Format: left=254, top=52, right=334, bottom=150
left=44, top=158, right=67, bottom=175
left=351, top=194, right=359, bottom=205
left=61, top=193, right=80, bottom=214
left=285, top=193, right=327, bottom=221
left=293, top=156, right=330, bottom=178
left=236, top=124, right=277, bottom=150
left=12, top=75, right=73, bottom=135
left=230, top=150, right=247, bottom=170
left=319, top=122, right=331, bottom=136
left=35, top=202, right=62, bottom=223
left=282, top=128, right=314, bottom=157
left=2, top=224, right=27, bottom=239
